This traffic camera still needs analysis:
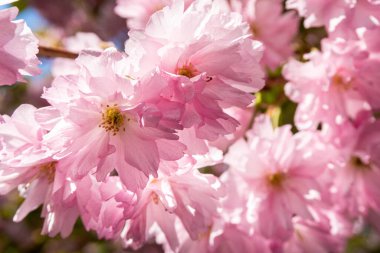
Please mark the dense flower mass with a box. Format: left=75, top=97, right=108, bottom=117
left=115, top=0, right=194, bottom=30
left=224, top=116, right=334, bottom=241
left=284, top=36, right=380, bottom=130
left=286, top=0, right=380, bottom=37
left=1, top=0, right=380, bottom=252
left=0, top=4, right=40, bottom=86
left=125, top=0, right=264, bottom=141
left=227, top=0, right=299, bottom=69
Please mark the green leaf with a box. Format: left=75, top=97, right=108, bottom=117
left=12, top=0, right=29, bottom=12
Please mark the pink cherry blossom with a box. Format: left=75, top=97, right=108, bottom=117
left=287, top=0, right=380, bottom=37
left=1, top=0, right=380, bottom=249
left=227, top=0, right=299, bottom=69
left=115, top=0, right=171, bottom=30
left=121, top=168, right=223, bottom=251
left=280, top=205, right=352, bottom=253
left=76, top=175, right=136, bottom=239
left=115, top=0, right=194, bottom=30
left=0, top=104, right=78, bottom=238
left=52, top=32, right=114, bottom=77
left=209, top=107, right=253, bottom=151
left=224, top=116, right=330, bottom=241
left=0, top=6, right=40, bottom=85
left=40, top=48, right=186, bottom=191
left=326, top=118, right=380, bottom=219
left=0, top=104, right=56, bottom=196
left=284, top=37, right=380, bottom=130
left=177, top=222, right=271, bottom=253
left=126, top=0, right=264, bottom=141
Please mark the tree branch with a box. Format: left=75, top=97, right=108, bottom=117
left=38, top=45, right=78, bottom=59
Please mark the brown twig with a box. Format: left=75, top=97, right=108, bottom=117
left=38, top=45, right=78, bottom=59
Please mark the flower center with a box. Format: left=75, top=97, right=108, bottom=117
left=267, top=172, right=286, bottom=188
left=38, top=161, right=57, bottom=183
left=331, top=73, right=352, bottom=91
left=100, top=105, right=125, bottom=135
left=350, top=156, right=370, bottom=171
left=250, top=22, right=260, bottom=36
left=198, top=226, right=212, bottom=240
left=177, top=63, right=198, bottom=78
left=151, top=192, right=159, bottom=204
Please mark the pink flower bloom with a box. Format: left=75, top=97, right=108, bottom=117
left=209, top=224, right=270, bottom=253
left=52, top=32, right=114, bottom=77
left=228, top=0, right=299, bottom=69
left=362, top=26, right=380, bottom=55
left=177, top=222, right=271, bottom=253
left=287, top=0, right=380, bottom=36
left=224, top=116, right=329, bottom=241
left=41, top=48, right=186, bottom=191
left=327, top=118, right=380, bottom=218
left=0, top=104, right=54, bottom=195
left=126, top=0, right=264, bottom=140
left=39, top=167, right=79, bottom=238
left=115, top=0, right=194, bottom=30
left=0, top=104, right=78, bottom=238
left=284, top=37, right=380, bottom=130
left=76, top=175, right=136, bottom=240
left=115, top=0, right=168, bottom=30
left=210, top=107, right=252, bottom=151
left=284, top=209, right=350, bottom=253
left=0, top=6, right=40, bottom=85
left=121, top=168, right=223, bottom=251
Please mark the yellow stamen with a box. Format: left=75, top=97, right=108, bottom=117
left=250, top=22, right=260, bottom=36
left=38, top=162, right=57, bottom=183
left=331, top=74, right=352, bottom=90
left=267, top=172, right=286, bottom=188
left=99, top=105, right=125, bottom=135
left=177, top=63, right=198, bottom=78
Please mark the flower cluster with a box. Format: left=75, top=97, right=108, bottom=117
left=1, top=0, right=380, bottom=252
left=0, top=1, right=40, bottom=86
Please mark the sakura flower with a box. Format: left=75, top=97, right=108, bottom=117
left=207, top=223, right=270, bottom=253
left=177, top=222, right=270, bottom=253
left=0, top=104, right=79, bottom=238
left=227, top=0, right=299, bottom=69
left=126, top=0, right=264, bottom=141
left=283, top=209, right=350, bottom=253
left=0, top=6, right=40, bottom=85
left=224, top=116, right=330, bottom=241
left=284, top=37, right=380, bottom=130
left=76, top=175, right=136, bottom=240
left=362, top=26, right=380, bottom=55
left=121, top=168, right=223, bottom=252
left=327, top=118, right=380, bottom=219
left=52, top=32, right=114, bottom=77
left=115, top=0, right=169, bottom=30
left=286, top=0, right=380, bottom=37
left=209, top=107, right=252, bottom=151
left=115, top=0, right=194, bottom=30
left=41, top=48, right=185, bottom=191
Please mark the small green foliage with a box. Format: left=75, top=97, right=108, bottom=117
left=11, top=0, right=28, bottom=12
left=199, top=166, right=214, bottom=175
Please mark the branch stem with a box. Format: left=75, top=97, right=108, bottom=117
left=38, top=45, right=78, bottom=59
